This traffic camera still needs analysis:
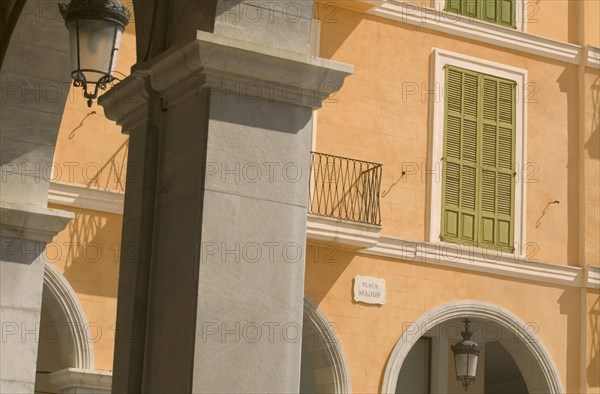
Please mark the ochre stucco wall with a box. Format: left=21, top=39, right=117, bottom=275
left=305, top=242, right=582, bottom=393
left=315, top=3, right=583, bottom=266
left=525, top=0, right=577, bottom=44
left=47, top=204, right=122, bottom=371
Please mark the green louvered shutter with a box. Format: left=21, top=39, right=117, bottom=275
left=446, top=0, right=460, bottom=13
left=441, top=66, right=479, bottom=245
left=442, top=67, right=516, bottom=251
left=481, top=0, right=497, bottom=23
left=461, top=0, right=478, bottom=19
left=446, top=0, right=516, bottom=28
left=479, top=75, right=516, bottom=251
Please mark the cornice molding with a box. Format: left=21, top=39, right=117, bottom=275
left=306, top=214, right=381, bottom=249
left=585, top=265, right=600, bottom=289
left=48, top=181, right=124, bottom=215
left=586, top=45, right=600, bottom=69
left=362, top=235, right=592, bottom=288
left=0, top=203, right=73, bottom=243
left=370, top=1, right=583, bottom=65
left=46, top=181, right=597, bottom=289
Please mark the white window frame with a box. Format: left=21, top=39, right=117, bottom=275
left=427, top=48, right=527, bottom=258
left=432, top=0, right=527, bottom=32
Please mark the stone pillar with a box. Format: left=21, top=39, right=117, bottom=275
left=1, top=0, right=74, bottom=391
left=0, top=207, right=73, bottom=392
left=100, top=27, right=351, bottom=393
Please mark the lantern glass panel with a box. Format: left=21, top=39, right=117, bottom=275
left=467, top=354, right=478, bottom=377
left=67, top=19, right=122, bottom=83
left=454, top=353, right=468, bottom=377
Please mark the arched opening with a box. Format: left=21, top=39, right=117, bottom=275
left=300, top=298, right=352, bottom=394
left=382, top=301, right=563, bottom=394
left=394, top=319, right=529, bottom=394
left=34, top=262, right=94, bottom=393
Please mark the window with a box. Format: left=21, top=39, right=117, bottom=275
left=445, top=0, right=516, bottom=28
left=441, top=65, right=516, bottom=252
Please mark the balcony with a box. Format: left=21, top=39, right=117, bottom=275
left=307, top=152, right=383, bottom=249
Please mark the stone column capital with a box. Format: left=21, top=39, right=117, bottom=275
left=100, top=31, right=353, bottom=127
left=99, top=70, right=153, bottom=134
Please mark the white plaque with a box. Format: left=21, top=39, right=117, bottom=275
left=353, top=275, right=386, bottom=305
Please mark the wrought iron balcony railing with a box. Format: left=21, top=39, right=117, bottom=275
left=309, top=151, right=383, bottom=226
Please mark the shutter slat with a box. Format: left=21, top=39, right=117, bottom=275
left=463, top=119, right=478, bottom=163
left=482, top=124, right=497, bottom=167
left=481, top=170, right=496, bottom=213
left=483, top=79, right=497, bottom=121
left=464, top=73, right=479, bottom=118
left=462, top=165, right=477, bottom=211
left=497, top=173, right=512, bottom=216
left=447, top=116, right=462, bottom=159
left=446, top=162, right=461, bottom=206
left=447, top=69, right=463, bottom=113
left=498, top=82, right=514, bottom=124
left=498, top=126, right=513, bottom=169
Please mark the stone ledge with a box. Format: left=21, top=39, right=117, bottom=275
left=48, top=181, right=124, bottom=215
left=362, top=236, right=589, bottom=288
left=321, top=0, right=386, bottom=12
left=0, top=203, right=73, bottom=243
left=48, top=368, right=112, bottom=393
left=306, top=214, right=381, bottom=250
left=586, top=265, right=600, bottom=289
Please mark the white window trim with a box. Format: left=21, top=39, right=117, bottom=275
left=370, top=2, right=582, bottom=65
left=427, top=48, right=527, bottom=258
left=432, top=0, right=527, bottom=32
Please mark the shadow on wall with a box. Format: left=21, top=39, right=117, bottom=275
left=48, top=207, right=122, bottom=298
left=86, top=139, right=129, bottom=192
left=558, top=287, right=582, bottom=392
left=316, top=2, right=362, bottom=59
left=588, top=295, right=600, bottom=388
left=556, top=67, right=580, bottom=267
left=304, top=240, right=354, bottom=305
left=585, top=75, right=599, bottom=160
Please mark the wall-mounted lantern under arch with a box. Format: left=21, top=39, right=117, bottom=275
left=451, top=319, right=481, bottom=391
left=59, top=0, right=131, bottom=107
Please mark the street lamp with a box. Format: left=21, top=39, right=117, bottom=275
left=59, top=0, right=131, bottom=107
left=451, top=319, right=481, bottom=391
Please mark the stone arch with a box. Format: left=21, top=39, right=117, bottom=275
left=303, top=297, right=352, bottom=394
left=42, top=261, right=94, bottom=370
left=381, top=300, right=563, bottom=394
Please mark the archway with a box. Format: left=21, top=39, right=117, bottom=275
left=34, top=262, right=95, bottom=393
left=381, top=301, right=563, bottom=394
left=301, top=298, right=352, bottom=394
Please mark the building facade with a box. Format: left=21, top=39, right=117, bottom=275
left=1, top=0, right=599, bottom=393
